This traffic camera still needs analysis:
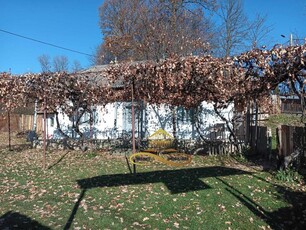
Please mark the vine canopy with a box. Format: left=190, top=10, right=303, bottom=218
left=0, top=44, right=305, bottom=113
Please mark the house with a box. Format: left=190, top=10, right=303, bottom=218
left=42, top=65, right=234, bottom=141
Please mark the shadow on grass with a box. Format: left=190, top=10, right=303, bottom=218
left=64, top=166, right=251, bottom=228
left=64, top=189, right=86, bottom=230
left=48, top=151, right=71, bottom=170
left=271, top=186, right=306, bottom=229
left=0, top=211, right=51, bottom=229
left=217, top=177, right=306, bottom=230
left=77, top=166, right=250, bottom=194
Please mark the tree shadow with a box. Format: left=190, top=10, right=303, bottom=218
left=47, top=150, right=71, bottom=170
left=64, top=189, right=86, bottom=230
left=216, top=177, right=272, bottom=223
left=270, top=186, right=306, bottom=230
left=0, top=211, right=51, bottom=229
left=216, top=177, right=306, bottom=230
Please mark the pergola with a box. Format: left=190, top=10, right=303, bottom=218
left=1, top=44, right=305, bottom=169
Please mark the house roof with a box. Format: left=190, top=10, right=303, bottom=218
left=78, top=64, right=108, bottom=74
left=76, top=64, right=125, bottom=89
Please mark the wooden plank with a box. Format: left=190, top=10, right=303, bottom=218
left=277, top=126, right=283, bottom=158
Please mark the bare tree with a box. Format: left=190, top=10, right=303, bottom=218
left=148, top=1, right=216, bottom=58
left=248, top=14, right=273, bottom=48
left=71, top=60, right=82, bottom=73
left=217, top=0, right=250, bottom=57
left=95, top=0, right=217, bottom=64
left=53, top=55, right=69, bottom=72
left=38, top=54, right=51, bottom=73
left=97, top=0, right=144, bottom=63
left=217, top=0, right=272, bottom=56
left=290, top=32, right=306, bottom=46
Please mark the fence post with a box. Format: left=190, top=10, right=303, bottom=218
left=43, top=97, right=47, bottom=169
left=8, top=110, right=11, bottom=151
left=276, top=126, right=283, bottom=169
left=131, top=81, right=136, bottom=174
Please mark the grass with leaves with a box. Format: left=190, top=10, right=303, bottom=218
left=0, top=133, right=306, bottom=229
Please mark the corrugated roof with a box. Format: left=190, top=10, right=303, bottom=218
left=76, top=64, right=126, bottom=89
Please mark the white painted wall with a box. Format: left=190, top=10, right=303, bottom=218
left=46, top=101, right=233, bottom=140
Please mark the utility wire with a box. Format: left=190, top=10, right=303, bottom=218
left=0, top=28, right=96, bottom=57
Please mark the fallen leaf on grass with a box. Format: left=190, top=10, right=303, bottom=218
left=163, top=218, right=170, bottom=223
left=218, top=204, right=226, bottom=211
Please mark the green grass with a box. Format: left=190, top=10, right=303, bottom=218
left=1, top=142, right=306, bottom=229
left=264, top=114, right=305, bottom=130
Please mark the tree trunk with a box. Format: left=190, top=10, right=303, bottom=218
left=213, top=105, right=240, bottom=153
left=172, top=107, right=177, bottom=140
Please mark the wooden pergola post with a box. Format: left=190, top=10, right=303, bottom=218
left=43, top=96, right=47, bottom=169
left=90, top=105, right=93, bottom=150
left=131, top=80, right=136, bottom=174
left=8, top=109, right=11, bottom=151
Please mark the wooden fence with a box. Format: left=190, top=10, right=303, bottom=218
left=179, top=139, right=244, bottom=155
left=0, top=113, right=43, bottom=133
left=204, top=141, right=244, bottom=155
left=277, top=125, right=304, bottom=157
left=249, top=126, right=268, bottom=155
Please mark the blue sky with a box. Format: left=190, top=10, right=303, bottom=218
left=0, top=0, right=306, bottom=75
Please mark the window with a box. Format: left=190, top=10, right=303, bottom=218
left=177, top=107, right=195, bottom=123
left=48, top=115, right=54, bottom=127
left=79, top=107, right=98, bottom=124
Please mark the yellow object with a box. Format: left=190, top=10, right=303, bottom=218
left=129, top=151, right=192, bottom=167
left=148, top=129, right=174, bottom=149
left=129, top=128, right=192, bottom=167
left=148, top=128, right=174, bottom=140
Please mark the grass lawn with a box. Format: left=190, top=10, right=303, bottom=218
left=0, top=133, right=306, bottom=229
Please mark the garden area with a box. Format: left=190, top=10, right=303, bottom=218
left=1, top=133, right=306, bottom=229
left=1, top=0, right=306, bottom=228
left=1, top=32, right=305, bottom=230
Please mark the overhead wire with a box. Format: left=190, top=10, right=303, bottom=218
left=0, top=28, right=96, bottom=57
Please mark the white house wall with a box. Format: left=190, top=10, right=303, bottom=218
left=145, top=102, right=233, bottom=140
left=46, top=102, right=233, bottom=140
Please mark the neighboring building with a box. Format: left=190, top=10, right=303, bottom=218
left=271, top=95, right=303, bottom=114
left=279, top=95, right=303, bottom=114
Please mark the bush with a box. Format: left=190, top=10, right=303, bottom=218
left=275, top=169, right=303, bottom=183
